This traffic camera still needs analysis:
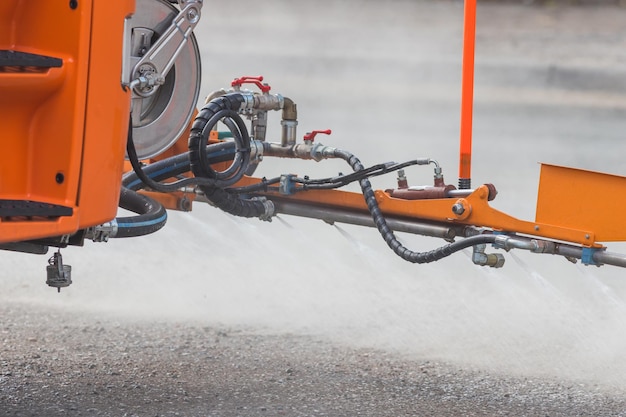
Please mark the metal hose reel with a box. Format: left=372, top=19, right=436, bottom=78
left=126, top=0, right=202, bottom=159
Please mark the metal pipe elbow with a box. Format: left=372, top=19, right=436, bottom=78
left=282, top=97, right=297, bottom=121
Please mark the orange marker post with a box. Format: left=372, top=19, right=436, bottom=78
left=458, top=0, right=477, bottom=189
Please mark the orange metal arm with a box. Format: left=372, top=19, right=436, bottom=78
left=458, top=0, right=477, bottom=189
left=234, top=176, right=600, bottom=247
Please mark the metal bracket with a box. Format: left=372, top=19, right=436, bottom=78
left=581, top=247, right=602, bottom=266
left=279, top=174, right=297, bottom=195
left=130, top=0, right=203, bottom=96
left=85, top=221, right=118, bottom=242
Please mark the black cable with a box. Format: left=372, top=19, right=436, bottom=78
left=225, top=176, right=282, bottom=194
left=122, top=141, right=237, bottom=191
left=126, top=119, right=218, bottom=192
left=295, top=161, right=419, bottom=190
left=224, top=160, right=421, bottom=195
left=126, top=109, right=248, bottom=193
left=298, top=160, right=416, bottom=186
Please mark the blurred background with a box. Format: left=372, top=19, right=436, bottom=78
left=2, top=0, right=626, bottom=391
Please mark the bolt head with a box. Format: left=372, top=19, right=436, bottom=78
left=187, top=8, right=200, bottom=23
left=451, top=203, right=465, bottom=215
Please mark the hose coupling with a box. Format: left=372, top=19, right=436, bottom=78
left=493, top=235, right=557, bottom=253
left=250, top=140, right=264, bottom=163
left=251, top=197, right=275, bottom=222
left=529, top=239, right=557, bottom=254
left=239, top=91, right=256, bottom=111
left=472, top=243, right=505, bottom=268
left=311, top=143, right=338, bottom=162
left=256, top=93, right=284, bottom=111
left=85, top=220, right=119, bottom=242
left=426, top=159, right=443, bottom=178
left=493, top=235, right=512, bottom=250
left=238, top=91, right=284, bottom=112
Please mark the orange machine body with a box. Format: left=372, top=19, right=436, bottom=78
left=0, top=0, right=133, bottom=244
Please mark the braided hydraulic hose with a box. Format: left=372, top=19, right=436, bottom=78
left=189, top=93, right=272, bottom=219
left=333, top=149, right=497, bottom=263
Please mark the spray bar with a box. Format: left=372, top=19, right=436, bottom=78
left=556, top=244, right=626, bottom=268
left=271, top=200, right=457, bottom=241
left=491, top=234, right=626, bottom=268
left=274, top=201, right=626, bottom=268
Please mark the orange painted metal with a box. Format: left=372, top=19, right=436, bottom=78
left=536, top=164, right=626, bottom=242
left=0, top=0, right=134, bottom=244
left=237, top=175, right=598, bottom=246
left=458, top=0, right=477, bottom=185
left=78, top=0, right=135, bottom=227
left=140, top=191, right=193, bottom=212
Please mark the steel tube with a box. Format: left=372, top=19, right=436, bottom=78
left=446, top=189, right=474, bottom=198
left=554, top=244, right=626, bottom=268
left=594, top=250, right=626, bottom=268
left=272, top=200, right=456, bottom=240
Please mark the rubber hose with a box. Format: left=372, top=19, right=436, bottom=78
left=122, top=141, right=237, bottom=191
left=115, top=187, right=168, bottom=238
left=189, top=94, right=269, bottom=219
left=333, top=149, right=497, bottom=263
left=196, top=109, right=248, bottom=181
left=189, top=94, right=250, bottom=179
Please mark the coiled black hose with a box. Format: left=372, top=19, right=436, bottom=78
left=189, top=93, right=269, bottom=219
left=125, top=119, right=235, bottom=193
left=333, top=149, right=497, bottom=263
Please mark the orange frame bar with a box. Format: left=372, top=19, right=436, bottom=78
left=458, top=0, right=477, bottom=188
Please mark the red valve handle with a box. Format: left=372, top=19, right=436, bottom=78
left=303, top=129, right=332, bottom=142
left=231, top=75, right=271, bottom=93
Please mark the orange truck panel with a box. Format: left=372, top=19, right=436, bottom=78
left=0, top=0, right=134, bottom=244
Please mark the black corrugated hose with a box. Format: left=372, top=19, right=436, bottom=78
left=332, top=149, right=497, bottom=263
left=188, top=93, right=270, bottom=218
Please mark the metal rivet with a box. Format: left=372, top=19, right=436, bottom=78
left=534, top=225, right=540, bottom=231
left=69, top=0, right=78, bottom=10
left=55, top=173, right=65, bottom=184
